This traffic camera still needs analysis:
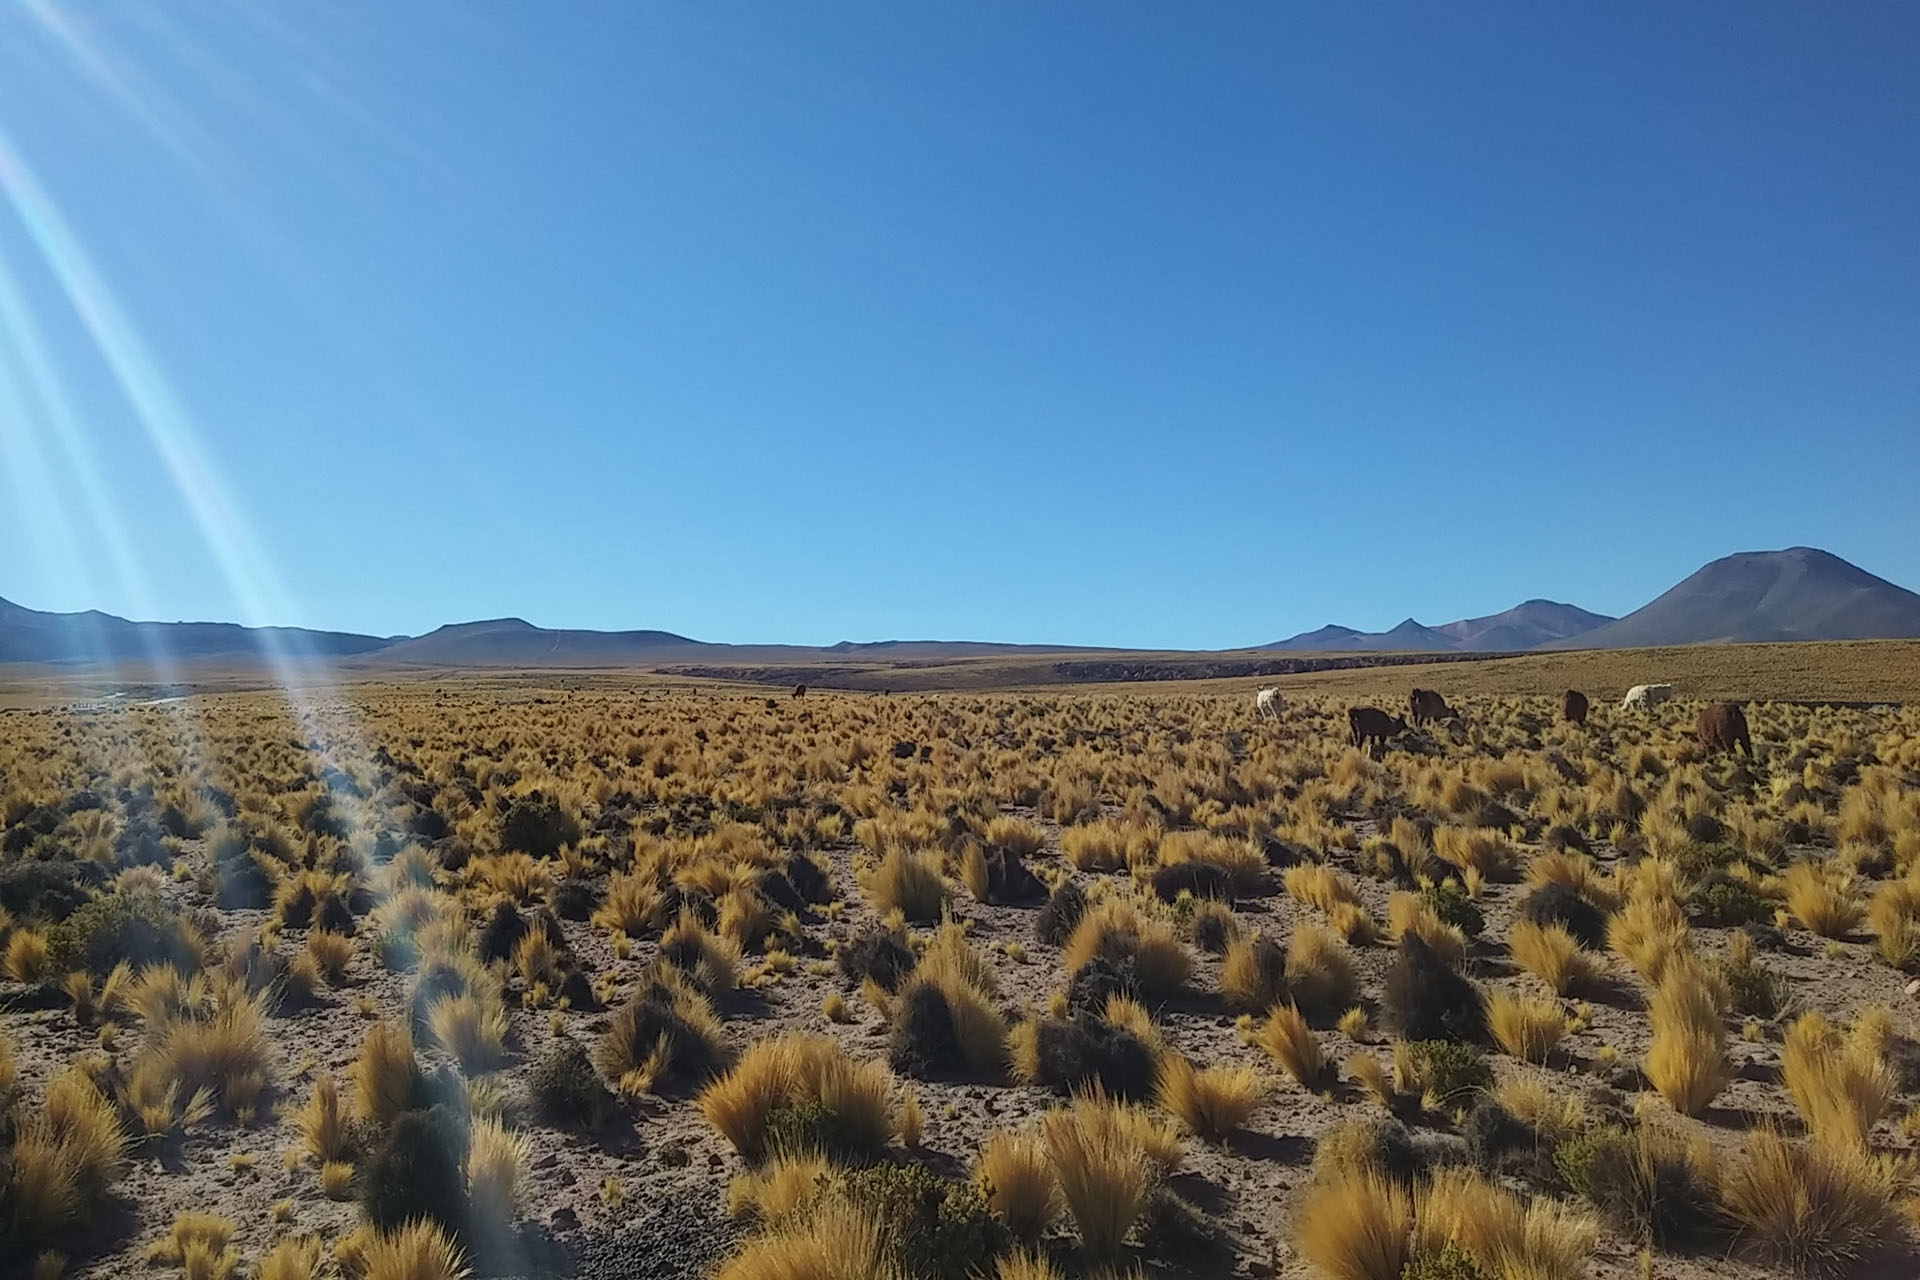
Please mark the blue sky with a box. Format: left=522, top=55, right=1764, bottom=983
left=1, top=3, right=1916, bottom=649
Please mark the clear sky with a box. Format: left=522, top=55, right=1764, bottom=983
left=1, top=3, right=1916, bottom=649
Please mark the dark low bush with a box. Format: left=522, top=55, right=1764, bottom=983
left=0, top=859, right=100, bottom=923
left=46, top=891, right=200, bottom=976
left=837, top=930, right=916, bottom=992
left=360, top=1104, right=471, bottom=1236
left=1034, top=880, right=1086, bottom=947
left=500, top=793, right=581, bottom=859
left=529, top=1039, right=615, bottom=1128
left=1517, top=882, right=1608, bottom=949
left=1383, top=935, right=1484, bottom=1043
left=1149, top=862, right=1234, bottom=905
left=840, top=1162, right=1009, bottom=1280
left=1029, top=1014, right=1155, bottom=1099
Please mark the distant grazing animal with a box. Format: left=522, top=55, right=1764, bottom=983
left=1349, top=706, right=1409, bottom=755
left=1696, top=701, right=1753, bottom=758
left=1255, top=687, right=1283, bottom=720
left=1408, top=688, right=1454, bottom=726
left=1561, top=690, right=1589, bottom=725
left=792, top=684, right=807, bottom=698
left=1620, top=683, right=1673, bottom=712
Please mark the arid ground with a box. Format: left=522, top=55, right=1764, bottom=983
left=4, top=645, right=1920, bottom=1280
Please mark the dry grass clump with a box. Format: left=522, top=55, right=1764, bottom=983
left=860, top=848, right=949, bottom=923
left=3, top=1067, right=129, bottom=1243
left=1431, top=825, right=1517, bottom=881
left=1219, top=934, right=1286, bottom=1013
left=1868, top=877, right=1920, bottom=969
left=1062, top=897, right=1191, bottom=1000
left=974, top=1130, right=1058, bottom=1245
left=984, top=814, right=1048, bottom=857
left=1508, top=919, right=1601, bottom=996
left=1784, top=860, right=1865, bottom=938
left=711, top=1196, right=899, bottom=1280
left=1153, top=1054, right=1266, bottom=1141
left=1060, top=821, right=1151, bottom=872
left=1157, top=830, right=1264, bottom=894
left=1719, top=1127, right=1904, bottom=1275
left=1645, top=959, right=1731, bottom=1115
left=1259, top=1003, right=1330, bottom=1089
left=1041, top=1091, right=1182, bottom=1260
left=1608, top=890, right=1689, bottom=984
left=1781, top=1011, right=1897, bottom=1149
left=357, top=1219, right=468, bottom=1280
left=1285, top=923, right=1359, bottom=1017
left=1386, top=893, right=1466, bottom=967
left=125, top=979, right=273, bottom=1126
left=698, top=1033, right=898, bottom=1162
left=349, top=1020, right=422, bottom=1127
left=1485, top=990, right=1567, bottom=1063
left=1291, top=1169, right=1412, bottom=1280
left=1284, top=862, right=1362, bottom=916
left=294, top=1074, right=350, bottom=1165
left=425, top=991, right=509, bottom=1073
left=596, top=967, right=729, bottom=1095
left=1413, top=1166, right=1598, bottom=1280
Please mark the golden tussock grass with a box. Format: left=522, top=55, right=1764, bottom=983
left=358, top=1220, right=469, bottom=1280
left=994, top=1251, right=1063, bottom=1280
left=1062, top=897, right=1191, bottom=1000
left=728, top=1151, right=832, bottom=1222
left=1284, top=862, right=1361, bottom=915
left=1386, top=892, right=1466, bottom=967
left=1285, top=922, right=1359, bottom=1016
left=1412, top=1166, right=1598, bottom=1280
left=1259, top=1003, right=1329, bottom=1088
left=711, top=1196, right=902, bottom=1280
left=1719, top=1127, right=1904, bottom=1276
left=1041, top=1091, right=1181, bottom=1261
left=1608, top=892, right=1689, bottom=984
left=3, top=928, right=49, bottom=982
left=256, top=1235, right=324, bottom=1280
left=1486, top=990, right=1568, bottom=1063
left=426, top=992, right=509, bottom=1073
left=698, top=1033, right=897, bottom=1162
left=1645, top=959, right=1731, bottom=1115
left=1060, top=821, right=1151, bottom=872
left=1781, top=1011, right=1897, bottom=1150
left=1509, top=919, right=1601, bottom=996
left=1219, top=934, right=1286, bottom=1013
left=984, top=813, right=1048, bottom=857
left=466, top=1114, right=530, bottom=1219
left=1431, top=825, right=1518, bottom=880
left=294, top=1075, right=349, bottom=1165
left=257, top=1236, right=323, bottom=1280
left=349, top=1020, right=420, bottom=1127
left=1784, top=860, right=1865, bottom=939
left=975, top=1129, right=1058, bottom=1245
left=1491, top=1076, right=1587, bottom=1143
left=1157, top=830, right=1265, bottom=894
left=1154, top=1054, right=1267, bottom=1141
left=5, top=1067, right=128, bottom=1242
left=1346, top=1053, right=1392, bottom=1107
left=859, top=847, right=948, bottom=923
left=1291, top=1170, right=1412, bottom=1280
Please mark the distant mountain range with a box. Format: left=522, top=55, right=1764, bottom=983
left=1265, top=548, right=1920, bottom=653
left=4, top=547, right=1918, bottom=668
left=1268, top=600, right=1615, bottom=653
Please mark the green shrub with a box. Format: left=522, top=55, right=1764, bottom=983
left=840, top=1162, right=1009, bottom=1280
left=1690, top=878, right=1774, bottom=927
left=500, top=794, right=580, bottom=859
left=1423, top=882, right=1485, bottom=939
left=765, top=1100, right=885, bottom=1164
left=1397, top=1040, right=1491, bottom=1107
left=1402, top=1243, right=1492, bottom=1280
left=1717, top=957, right=1791, bottom=1020
left=1554, top=1124, right=1718, bottom=1247
left=46, top=892, right=200, bottom=976
left=529, top=1039, right=614, bottom=1129
left=359, top=1105, right=470, bottom=1236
